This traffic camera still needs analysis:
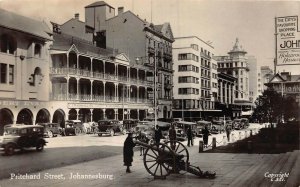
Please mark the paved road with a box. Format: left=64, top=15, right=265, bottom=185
left=0, top=134, right=127, bottom=179
left=0, top=124, right=262, bottom=180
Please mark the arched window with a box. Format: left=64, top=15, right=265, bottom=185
left=0, top=34, right=16, bottom=54
left=34, top=44, right=41, bottom=58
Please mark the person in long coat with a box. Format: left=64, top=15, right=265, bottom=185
left=168, top=124, right=177, bottom=150
left=123, top=133, right=136, bottom=173
left=202, top=125, right=210, bottom=148
left=187, top=126, right=193, bottom=147
left=154, top=126, right=162, bottom=146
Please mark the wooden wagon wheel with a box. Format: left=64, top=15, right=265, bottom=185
left=143, top=143, right=175, bottom=179
left=165, top=140, right=189, bottom=164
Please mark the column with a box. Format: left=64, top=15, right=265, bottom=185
left=90, top=109, right=93, bottom=122
left=103, top=81, right=106, bottom=100
left=220, top=80, right=223, bottom=103
left=90, top=57, right=93, bottom=77
left=103, top=109, right=106, bottom=120
left=137, top=109, right=140, bottom=120
left=115, top=83, right=118, bottom=102
left=114, top=109, right=118, bottom=120
left=115, top=64, right=118, bottom=77
left=76, top=78, right=80, bottom=100
left=137, top=87, right=139, bottom=102
left=67, top=53, right=69, bottom=69
left=224, top=82, right=228, bottom=104
left=128, top=86, right=131, bottom=102
left=228, top=83, right=232, bottom=104
left=90, top=80, right=94, bottom=100
left=76, top=109, right=80, bottom=120
left=128, top=67, right=130, bottom=82
left=76, top=54, right=79, bottom=75
left=127, top=109, right=131, bottom=119
left=66, top=77, right=69, bottom=100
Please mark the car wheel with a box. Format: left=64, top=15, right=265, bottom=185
left=5, top=144, right=15, bottom=156
left=110, top=129, right=114, bottom=137
left=122, top=129, right=127, bottom=135
left=98, top=133, right=102, bottom=136
left=47, top=131, right=53, bottom=138
left=74, top=129, right=79, bottom=136
left=36, top=142, right=44, bottom=152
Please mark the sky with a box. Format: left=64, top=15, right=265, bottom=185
left=0, top=0, right=299, bottom=68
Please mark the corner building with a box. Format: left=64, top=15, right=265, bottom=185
left=0, top=9, right=52, bottom=134
left=172, top=36, right=219, bottom=121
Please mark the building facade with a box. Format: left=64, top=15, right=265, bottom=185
left=247, top=55, right=258, bottom=103
left=172, top=36, right=219, bottom=121
left=260, top=66, right=273, bottom=91
left=0, top=9, right=52, bottom=134
left=49, top=13, right=153, bottom=124
left=84, top=1, right=174, bottom=119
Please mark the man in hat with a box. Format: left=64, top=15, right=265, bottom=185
left=123, top=133, right=136, bottom=173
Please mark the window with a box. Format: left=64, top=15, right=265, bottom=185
left=34, top=44, right=41, bottom=58
left=240, top=78, right=243, bottom=83
left=240, top=70, right=243, bottom=75
left=0, top=63, right=7, bottom=83
left=191, top=44, right=199, bottom=51
left=9, top=65, right=14, bottom=84
left=178, top=53, right=187, bottom=60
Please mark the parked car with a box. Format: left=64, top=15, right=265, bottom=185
left=0, top=124, right=47, bottom=155
left=133, top=121, right=171, bottom=143
left=211, top=120, right=225, bottom=134
left=123, top=119, right=139, bottom=133
left=64, top=120, right=83, bottom=136
left=97, top=120, right=126, bottom=136
left=195, top=120, right=212, bottom=137
left=174, top=121, right=196, bottom=141
left=233, top=119, right=245, bottom=130
left=37, top=123, right=62, bottom=138
left=241, top=118, right=249, bottom=128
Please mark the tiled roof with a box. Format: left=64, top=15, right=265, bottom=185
left=51, top=33, right=115, bottom=58
left=0, top=8, right=52, bottom=40
left=85, top=1, right=114, bottom=9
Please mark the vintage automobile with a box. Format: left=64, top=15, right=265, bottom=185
left=174, top=121, right=196, bottom=141
left=241, top=118, right=249, bottom=128
left=211, top=119, right=225, bottom=134
left=97, top=120, right=126, bottom=136
left=64, top=120, right=83, bottom=136
left=123, top=119, right=139, bottom=133
left=37, top=123, right=62, bottom=138
left=0, top=124, right=47, bottom=155
left=195, top=120, right=212, bottom=137
left=134, top=121, right=170, bottom=143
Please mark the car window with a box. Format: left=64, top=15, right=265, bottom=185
left=20, top=128, right=27, bottom=134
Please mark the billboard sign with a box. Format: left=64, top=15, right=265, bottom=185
left=276, top=16, right=300, bottom=65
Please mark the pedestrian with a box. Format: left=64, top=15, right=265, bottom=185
left=187, top=126, right=193, bottom=147
left=138, top=131, right=146, bottom=156
left=123, top=133, right=136, bottom=173
left=154, top=126, right=162, bottom=146
left=225, top=123, right=231, bottom=142
left=168, top=124, right=177, bottom=150
left=202, top=125, right=209, bottom=148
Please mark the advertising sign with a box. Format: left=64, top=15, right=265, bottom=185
left=276, top=16, right=300, bottom=65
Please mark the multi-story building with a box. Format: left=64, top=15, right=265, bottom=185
left=172, top=36, right=218, bottom=121
left=257, top=68, right=262, bottom=96
left=214, top=38, right=253, bottom=116
left=217, top=72, right=237, bottom=117
left=247, top=55, right=258, bottom=103
left=49, top=13, right=154, bottom=124
left=84, top=1, right=174, bottom=119
left=0, top=8, right=52, bottom=134
left=260, top=66, right=273, bottom=91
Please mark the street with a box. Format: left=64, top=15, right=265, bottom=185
left=0, top=124, right=262, bottom=180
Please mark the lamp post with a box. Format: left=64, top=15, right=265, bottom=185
left=136, top=56, right=157, bottom=128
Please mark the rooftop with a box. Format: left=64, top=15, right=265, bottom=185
left=0, top=8, right=52, bottom=41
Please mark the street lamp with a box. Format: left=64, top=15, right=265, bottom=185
left=136, top=55, right=157, bottom=128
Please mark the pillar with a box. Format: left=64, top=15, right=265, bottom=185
left=114, top=109, right=118, bottom=120
left=115, top=83, right=118, bottom=102
left=220, top=80, right=223, bottom=103
left=90, top=80, right=94, bottom=100
left=76, top=78, right=80, bottom=100
left=66, top=77, right=69, bottom=100
left=137, top=109, right=140, bottom=120
left=90, top=109, right=93, bottom=122
left=76, top=54, right=79, bottom=75
left=103, top=81, right=106, bottom=100
left=127, top=109, right=131, bottom=119
left=90, top=57, right=93, bottom=77
left=76, top=109, right=80, bottom=120
left=103, top=109, right=106, bottom=120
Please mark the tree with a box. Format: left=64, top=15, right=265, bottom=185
left=252, top=88, right=283, bottom=123
left=252, top=88, right=299, bottom=123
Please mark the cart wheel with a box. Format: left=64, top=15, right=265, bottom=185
left=143, top=143, right=174, bottom=178
left=165, top=140, right=189, bottom=164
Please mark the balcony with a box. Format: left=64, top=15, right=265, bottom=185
left=148, top=46, right=155, bottom=54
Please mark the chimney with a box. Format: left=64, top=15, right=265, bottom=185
left=75, top=13, right=79, bottom=20
left=118, top=7, right=124, bottom=15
